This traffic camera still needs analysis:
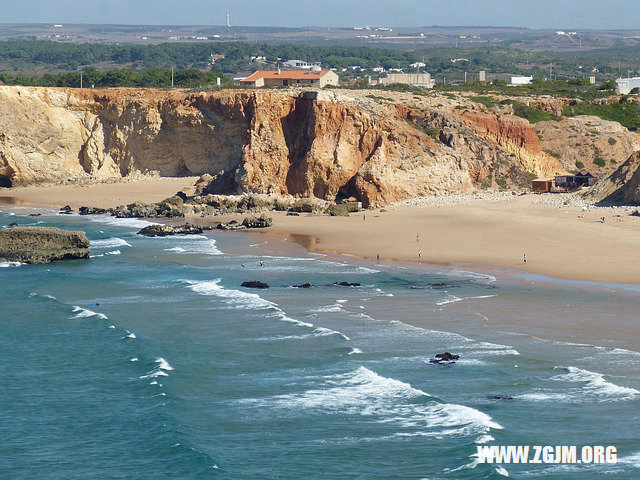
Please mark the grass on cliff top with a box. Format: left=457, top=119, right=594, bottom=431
left=562, top=101, right=640, bottom=130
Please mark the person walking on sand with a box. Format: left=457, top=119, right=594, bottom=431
left=363, top=213, right=366, bottom=221
left=376, top=253, right=380, bottom=263
left=523, top=254, right=527, bottom=265
left=418, top=250, right=422, bottom=260
left=417, top=234, right=420, bottom=243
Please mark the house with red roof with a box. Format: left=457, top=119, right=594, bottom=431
left=240, top=69, right=339, bottom=88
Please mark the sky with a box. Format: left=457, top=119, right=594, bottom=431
left=2, top=0, right=640, bottom=30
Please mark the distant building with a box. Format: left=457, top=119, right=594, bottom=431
left=379, top=73, right=434, bottom=88
left=616, top=77, right=640, bottom=95
left=240, top=69, right=339, bottom=88
left=478, top=70, right=487, bottom=82
left=283, top=59, right=319, bottom=70
left=532, top=178, right=555, bottom=193
left=511, top=76, right=533, bottom=86
left=410, top=62, right=426, bottom=69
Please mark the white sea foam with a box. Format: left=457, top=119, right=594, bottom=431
left=124, top=331, right=136, bottom=339
left=91, top=237, right=132, bottom=248
left=163, top=237, right=222, bottom=256
left=551, top=366, right=639, bottom=401
left=495, top=466, right=509, bottom=477
left=436, top=295, right=463, bottom=306
left=71, top=306, right=108, bottom=320
left=474, top=434, right=495, bottom=444
left=310, top=303, right=344, bottom=313
left=155, top=358, right=174, bottom=371
left=185, top=278, right=315, bottom=329
left=0, top=261, right=24, bottom=268
left=90, top=215, right=156, bottom=229
left=130, top=357, right=139, bottom=362
left=106, top=250, right=121, bottom=256
left=619, top=451, right=640, bottom=467
left=243, top=367, right=502, bottom=436
left=139, top=358, right=173, bottom=379
left=348, top=348, right=363, bottom=355
left=313, top=327, right=350, bottom=341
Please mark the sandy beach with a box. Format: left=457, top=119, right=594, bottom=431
left=2, top=179, right=640, bottom=285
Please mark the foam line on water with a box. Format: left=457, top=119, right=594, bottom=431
left=71, top=306, right=108, bottom=320
left=0, top=261, right=24, bottom=268
left=241, top=367, right=502, bottom=436
left=91, top=237, right=131, bottom=248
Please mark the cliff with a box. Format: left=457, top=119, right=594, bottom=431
left=585, top=151, right=640, bottom=205
left=0, top=86, right=561, bottom=206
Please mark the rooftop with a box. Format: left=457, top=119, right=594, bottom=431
left=241, top=69, right=332, bottom=82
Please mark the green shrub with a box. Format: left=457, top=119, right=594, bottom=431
left=593, top=157, right=606, bottom=167
left=575, top=160, right=585, bottom=169
left=608, top=137, right=618, bottom=145
left=501, top=100, right=562, bottom=123
left=563, top=102, right=640, bottom=130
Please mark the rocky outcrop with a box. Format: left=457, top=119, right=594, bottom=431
left=241, top=281, right=269, bottom=289
left=137, top=224, right=206, bottom=237
left=585, top=151, right=640, bottom=204
left=217, top=214, right=273, bottom=230
left=0, top=226, right=89, bottom=264
left=0, top=86, right=562, bottom=206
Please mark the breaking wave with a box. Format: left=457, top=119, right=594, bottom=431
left=241, top=367, right=502, bottom=437
left=91, top=237, right=132, bottom=249
left=71, top=306, right=108, bottom=320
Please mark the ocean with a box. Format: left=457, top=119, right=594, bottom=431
left=1, top=207, right=639, bottom=479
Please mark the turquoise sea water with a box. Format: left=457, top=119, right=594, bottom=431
left=1, top=208, right=639, bottom=479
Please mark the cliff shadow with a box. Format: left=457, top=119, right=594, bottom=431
left=282, top=96, right=315, bottom=196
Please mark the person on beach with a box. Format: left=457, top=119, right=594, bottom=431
left=259, top=260, right=264, bottom=267
left=377, top=253, right=380, bottom=263
left=363, top=213, right=366, bottom=221
left=417, top=234, right=420, bottom=243
left=418, top=250, right=422, bottom=260
left=523, top=254, right=527, bottom=264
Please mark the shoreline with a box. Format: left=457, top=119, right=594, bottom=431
left=3, top=187, right=640, bottom=352
left=2, top=180, right=640, bottom=285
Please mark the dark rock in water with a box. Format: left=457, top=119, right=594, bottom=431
left=334, top=281, right=361, bottom=287
left=294, top=283, right=312, bottom=288
left=242, top=214, right=273, bottom=229
left=430, top=352, right=460, bottom=364
left=79, top=206, right=108, bottom=215
left=28, top=213, right=42, bottom=217
left=488, top=395, right=514, bottom=401
left=59, top=205, right=73, bottom=214
left=430, top=283, right=455, bottom=288
left=8, top=222, right=18, bottom=227
left=0, top=226, right=90, bottom=264
left=241, top=281, right=269, bottom=289
left=137, top=224, right=204, bottom=237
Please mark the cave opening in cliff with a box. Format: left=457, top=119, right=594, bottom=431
left=0, top=176, right=12, bottom=188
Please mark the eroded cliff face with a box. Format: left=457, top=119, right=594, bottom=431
left=0, top=86, right=560, bottom=205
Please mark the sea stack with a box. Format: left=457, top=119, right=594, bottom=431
left=0, top=226, right=90, bottom=264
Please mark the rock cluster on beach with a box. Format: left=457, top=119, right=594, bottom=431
left=0, top=226, right=90, bottom=264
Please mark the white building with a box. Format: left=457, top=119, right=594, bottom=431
left=379, top=73, right=434, bottom=88
left=616, top=77, right=640, bottom=94
left=410, top=62, right=426, bottom=69
left=283, top=59, right=319, bottom=70
left=511, top=76, right=533, bottom=86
